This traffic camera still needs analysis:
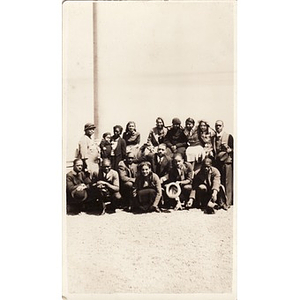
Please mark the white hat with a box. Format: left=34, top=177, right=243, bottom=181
left=165, top=182, right=181, bottom=199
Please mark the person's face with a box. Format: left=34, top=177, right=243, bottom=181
left=156, top=119, right=164, bottom=129
left=128, top=123, right=135, bottom=132
left=186, top=122, right=194, bottom=130
left=102, top=162, right=111, bottom=174
left=74, top=160, right=83, bottom=173
left=199, top=122, right=208, bottom=132
left=114, top=128, right=121, bottom=137
left=86, top=128, right=94, bottom=137
left=104, top=135, right=111, bottom=142
left=141, top=165, right=150, bottom=177
left=173, top=123, right=180, bottom=129
left=157, top=145, right=166, bottom=157
left=215, top=121, right=224, bottom=133
left=126, top=155, right=134, bottom=165
left=174, top=156, right=184, bottom=168
left=203, top=159, right=212, bottom=172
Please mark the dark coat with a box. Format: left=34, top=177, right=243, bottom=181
left=147, top=153, right=172, bottom=179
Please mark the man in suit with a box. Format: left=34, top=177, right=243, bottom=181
left=187, top=157, right=228, bottom=214
left=66, top=159, right=91, bottom=214
left=118, top=152, right=138, bottom=210
left=165, top=153, right=193, bottom=210
left=147, top=143, right=172, bottom=183
left=92, top=158, right=121, bottom=213
left=212, top=120, right=234, bottom=206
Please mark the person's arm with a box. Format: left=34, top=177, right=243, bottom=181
left=175, top=131, right=188, bottom=149
left=135, top=133, right=141, bottom=145
left=67, top=174, right=86, bottom=193
left=177, top=163, right=193, bottom=185
left=164, top=130, right=173, bottom=149
left=78, top=136, right=89, bottom=159
left=121, top=139, right=127, bottom=159
left=118, top=163, right=135, bottom=183
left=99, top=172, right=120, bottom=192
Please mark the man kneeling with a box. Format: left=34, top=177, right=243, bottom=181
left=187, top=157, right=228, bottom=214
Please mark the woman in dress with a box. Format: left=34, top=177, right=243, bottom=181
left=183, top=117, right=205, bottom=170
left=123, top=121, right=141, bottom=158
left=197, top=120, right=215, bottom=158
left=133, top=161, right=162, bottom=213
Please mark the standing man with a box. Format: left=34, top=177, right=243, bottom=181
left=118, top=152, right=138, bottom=210
left=92, top=158, right=121, bottom=213
left=212, top=120, right=234, bottom=206
left=66, top=159, right=91, bottom=214
left=187, top=157, right=228, bottom=214
left=77, top=123, right=100, bottom=178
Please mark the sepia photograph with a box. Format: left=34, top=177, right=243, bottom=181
left=63, top=0, right=236, bottom=299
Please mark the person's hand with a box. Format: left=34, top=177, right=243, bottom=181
left=171, top=145, right=177, bottom=152
left=186, top=198, right=194, bottom=208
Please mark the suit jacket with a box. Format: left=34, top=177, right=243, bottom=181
left=167, top=162, right=193, bottom=184
left=111, top=137, right=126, bottom=169
left=118, top=160, right=138, bottom=183
left=66, top=170, right=91, bottom=197
left=93, top=169, right=120, bottom=192
left=192, top=166, right=221, bottom=192
left=212, top=131, right=234, bottom=164
left=148, top=154, right=172, bottom=178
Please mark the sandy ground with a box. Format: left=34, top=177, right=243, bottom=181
left=66, top=208, right=233, bottom=294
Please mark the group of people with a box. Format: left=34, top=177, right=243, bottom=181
left=66, top=117, right=234, bottom=215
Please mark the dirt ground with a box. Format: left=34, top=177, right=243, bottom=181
left=65, top=207, right=233, bottom=294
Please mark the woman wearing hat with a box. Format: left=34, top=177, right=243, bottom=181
left=164, top=118, right=188, bottom=158
left=197, top=120, right=215, bottom=158
left=123, top=121, right=141, bottom=158
left=77, top=123, right=100, bottom=178
left=183, top=117, right=205, bottom=170
left=133, top=161, right=162, bottom=213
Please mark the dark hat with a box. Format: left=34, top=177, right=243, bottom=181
left=217, top=151, right=229, bottom=162
left=84, top=123, right=96, bottom=131
left=172, top=118, right=181, bottom=125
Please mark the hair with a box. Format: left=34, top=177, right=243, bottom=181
left=73, top=158, right=83, bottom=166
left=126, top=151, right=135, bottom=158
left=173, top=153, right=184, bottom=161
left=215, top=120, right=224, bottom=126
left=185, top=117, right=195, bottom=126
left=156, top=117, right=165, bottom=127
left=102, top=132, right=111, bottom=139
left=125, top=121, right=136, bottom=133
left=101, top=158, right=111, bottom=167
left=158, top=143, right=167, bottom=149
left=138, top=161, right=152, bottom=170
left=198, top=120, right=210, bottom=133
left=113, top=125, right=123, bottom=134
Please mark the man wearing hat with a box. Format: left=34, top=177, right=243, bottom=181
left=212, top=120, right=234, bottom=206
left=165, top=118, right=188, bottom=158
left=187, top=157, right=228, bottom=214
left=77, top=123, right=100, bottom=178
left=66, top=159, right=92, bottom=214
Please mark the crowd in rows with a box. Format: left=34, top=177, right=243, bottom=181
left=66, top=117, right=234, bottom=215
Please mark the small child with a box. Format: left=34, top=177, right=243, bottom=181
left=99, top=132, right=112, bottom=159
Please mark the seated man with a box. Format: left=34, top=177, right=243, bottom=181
left=92, top=158, right=121, bottom=213
left=118, top=152, right=138, bottom=210
left=164, top=118, right=188, bottom=158
left=66, top=159, right=91, bottom=215
left=165, top=153, right=193, bottom=210
left=187, top=157, right=228, bottom=214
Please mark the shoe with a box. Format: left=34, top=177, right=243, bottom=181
left=204, top=207, right=215, bottom=214
left=186, top=198, right=194, bottom=209
left=221, top=203, right=229, bottom=211
left=149, top=206, right=161, bottom=213
left=174, top=202, right=183, bottom=211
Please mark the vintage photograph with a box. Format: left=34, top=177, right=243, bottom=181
left=63, top=0, right=236, bottom=299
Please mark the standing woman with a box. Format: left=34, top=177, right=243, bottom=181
left=123, top=121, right=141, bottom=158
left=133, top=161, right=162, bottom=213
left=183, top=117, right=205, bottom=170
left=110, top=125, right=126, bottom=170
left=197, top=120, right=215, bottom=158
left=146, top=117, right=168, bottom=154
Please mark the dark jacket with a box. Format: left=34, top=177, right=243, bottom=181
left=165, top=127, right=188, bottom=150
left=147, top=153, right=172, bottom=179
